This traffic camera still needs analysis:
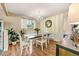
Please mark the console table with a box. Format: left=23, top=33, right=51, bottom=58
left=56, top=44, right=79, bottom=56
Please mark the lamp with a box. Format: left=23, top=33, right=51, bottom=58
left=74, top=25, right=79, bottom=29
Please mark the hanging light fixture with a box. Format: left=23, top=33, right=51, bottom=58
left=36, top=10, right=44, bottom=20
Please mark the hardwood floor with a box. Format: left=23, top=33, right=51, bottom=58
left=2, top=40, right=57, bottom=56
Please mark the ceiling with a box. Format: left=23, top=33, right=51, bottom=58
left=0, top=4, right=6, bottom=16
left=5, top=3, right=71, bottom=19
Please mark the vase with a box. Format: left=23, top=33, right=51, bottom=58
left=12, top=42, right=16, bottom=45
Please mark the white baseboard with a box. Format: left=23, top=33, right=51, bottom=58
left=49, top=38, right=60, bottom=42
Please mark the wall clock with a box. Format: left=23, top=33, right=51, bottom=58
left=45, top=20, right=52, bottom=28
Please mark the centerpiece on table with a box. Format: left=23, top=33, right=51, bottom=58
left=34, top=28, right=40, bottom=35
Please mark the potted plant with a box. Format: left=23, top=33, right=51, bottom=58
left=7, top=28, right=19, bottom=45
left=34, top=28, right=40, bottom=35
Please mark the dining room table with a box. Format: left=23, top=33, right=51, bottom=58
left=24, top=33, right=51, bottom=55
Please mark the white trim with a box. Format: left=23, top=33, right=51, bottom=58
left=0, top=20, right=4, bottom=50
left=69, top=22, right=79, bottom=24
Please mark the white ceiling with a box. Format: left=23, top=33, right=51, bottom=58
left=6, top=3, right=71, bottom=19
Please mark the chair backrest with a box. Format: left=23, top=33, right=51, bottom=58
left=48, top=33, right=55, bottom=39
left=18, top=33, right=23, bottom=47
left=45, top=34, right=48, bottom=39
left=41, top=33, right=46, bottom=40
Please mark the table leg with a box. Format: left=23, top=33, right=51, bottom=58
left=56, top=44, right=59, bottom=56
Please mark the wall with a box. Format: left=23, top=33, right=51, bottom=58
left=68, top=3, right=79, bottom=23
left=3, top=16, right=38, bottom=32
left=40, top=12, right=68, bottom=41
left=0, top=16, right=22, bottom=32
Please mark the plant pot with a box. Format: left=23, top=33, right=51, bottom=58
left=12, top=42, right=16, bottom=45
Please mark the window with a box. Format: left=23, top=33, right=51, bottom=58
left=21, top=19, right=36, bottom=29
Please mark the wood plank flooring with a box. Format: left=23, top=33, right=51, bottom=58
left=2, top=40, right=57, bottom=56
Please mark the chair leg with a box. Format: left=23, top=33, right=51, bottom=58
left=45, top=42, right=47, bottom=48
left=48, top=39, right=49, bottom=44
left=36, top=41, right=38, bottom=47
left=20, top=47, right=23, bottom=55
left=26, top=46, right=29, bottom=55
left=41, top=43, right=43, bottom=51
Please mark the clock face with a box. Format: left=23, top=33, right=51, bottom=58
left=45, top=20, right=52, bottom=28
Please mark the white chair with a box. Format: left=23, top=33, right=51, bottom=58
left=48, top=33, right=55, bottom=40
left=18, top=33, right=30, bottom=55
left=36, top=34, right=47, bottom=51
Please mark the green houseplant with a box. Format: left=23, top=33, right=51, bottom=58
left=34, top=28, right=40, bottom=35
left=7, top=28, right=19, bottom=45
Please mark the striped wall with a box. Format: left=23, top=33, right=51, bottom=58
left=40, top=12, right=68, bottom=41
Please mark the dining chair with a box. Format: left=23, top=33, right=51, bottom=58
left=18, top=33, right=30, bottom=55
left=36, top=34, right=48, bottom=51
left=48, top=33, right=55, bottom=41
left=45, top=34, right=50, bottom=44
left=39, top=31, right=50, bottom=44
left=40, top=32, right=50, bottom=44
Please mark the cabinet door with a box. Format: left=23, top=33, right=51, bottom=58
left=0, top=21, right=4, bottom=51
